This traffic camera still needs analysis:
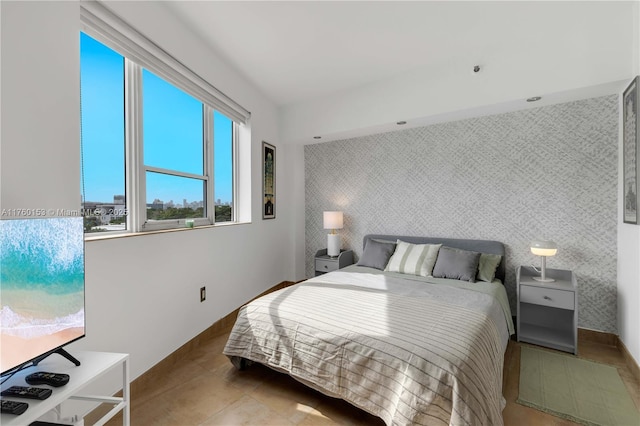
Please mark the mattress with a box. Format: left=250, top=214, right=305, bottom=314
left=223, top=265, right=514, bottom=426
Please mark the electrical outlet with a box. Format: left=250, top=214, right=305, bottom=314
left=200, top=286, right=206, bottom=302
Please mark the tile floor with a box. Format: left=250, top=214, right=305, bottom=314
left=101, top=333, right=639, bottom=426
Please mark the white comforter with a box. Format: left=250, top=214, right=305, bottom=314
left=223, top=266, right=513, bottom=426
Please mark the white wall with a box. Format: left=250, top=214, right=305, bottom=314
left=0, top=1, right=80, bottom=211
left=0, top=0, right=297, bottom=386
left=617, top=0, right=640, bottom=368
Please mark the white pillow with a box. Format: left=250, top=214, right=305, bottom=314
left=384, top=240, right=442, bottom=277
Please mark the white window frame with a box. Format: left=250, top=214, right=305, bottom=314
left=81, top=2, right=247, bottom=235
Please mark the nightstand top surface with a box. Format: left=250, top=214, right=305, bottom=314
left=518, top=265, right=576, bottom=290
left=316, top=254, right=340, bottom=260
left=315, top=249, right=352, bottom=259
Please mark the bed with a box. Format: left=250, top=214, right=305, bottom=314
left=223, top=234, right=514, bottom=426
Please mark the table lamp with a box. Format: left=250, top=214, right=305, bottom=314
left=323, top=211, right=343, bottom=257
left=530, top=240, right=558, bottom=282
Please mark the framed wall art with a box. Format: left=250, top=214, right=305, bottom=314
left=623, top=76, right=639, bottom=224
left=263, top=141, right=275, bottom=219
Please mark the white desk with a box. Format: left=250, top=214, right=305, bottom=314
left=1, top=351, right=129, bottom=426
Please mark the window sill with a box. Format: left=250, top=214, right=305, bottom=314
left=84, top=220, right=251, bottom=242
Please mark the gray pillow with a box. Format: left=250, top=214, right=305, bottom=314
left=357, top=239, right=397, bottom=270
left=432, top=246, right=481, bottom=282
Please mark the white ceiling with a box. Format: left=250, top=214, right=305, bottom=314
left=162, top=1, right=634, bottom=143
left=166, top=1, right=533, bottom=106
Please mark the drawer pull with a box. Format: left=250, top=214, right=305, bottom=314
left=543, top=295, right=552, bottom=300
left=324, top=265, right=328, bottom=269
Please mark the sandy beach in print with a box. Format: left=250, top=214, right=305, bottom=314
left=1, top=327, right=84, bottom=372
left=0, top=291, right=85, bottom=372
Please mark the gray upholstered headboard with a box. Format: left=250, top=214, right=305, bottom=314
left=363, top=234, right=506, bottom=284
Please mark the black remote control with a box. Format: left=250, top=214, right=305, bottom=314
left=1, top=386, right=52, bottom=400
left=26, top=372, right=70, bottom=387
left=1, top=399, right=29, bottom=415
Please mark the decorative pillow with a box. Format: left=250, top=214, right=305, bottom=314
left=476, top=253, right=502, bottom=282
left=432, top=246, right=481, bottom=282
left=384, top=240, right=442, bottom=277
left=357, top=239, right=397, bottom=270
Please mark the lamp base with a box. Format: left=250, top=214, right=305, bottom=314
left=327, top=234, right=341, bottom=257
left=532, top=276, right=555, bottom=283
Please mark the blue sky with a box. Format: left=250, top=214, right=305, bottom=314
left=80, top=32, right=233, bottom=206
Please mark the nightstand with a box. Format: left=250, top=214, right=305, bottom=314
left=314, top=249, right=354, bottom=276
left=517, top=265, right=578, bottom=354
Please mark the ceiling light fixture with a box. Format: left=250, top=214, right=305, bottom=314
left=527, top=96, right=542, bottom=102
left=396, top=121, right=407, bottom=125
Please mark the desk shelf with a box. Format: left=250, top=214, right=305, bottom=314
left=1, top=351, right=129, bottom=426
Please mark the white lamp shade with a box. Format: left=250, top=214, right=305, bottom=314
left=530, top=240, right=558, bottom=257
left=323, top=211, right=343, bottom=230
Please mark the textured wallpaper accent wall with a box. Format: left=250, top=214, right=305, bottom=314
left=305, top=95, right=618, bottom=333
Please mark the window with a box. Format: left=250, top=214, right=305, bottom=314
left=79, top=4, right=247, bottom=235
left=214, top=111, right=234, bottom=223
left=80, top=32, right=126, bottom=233
left=142, top=68, right=207, bottom=228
